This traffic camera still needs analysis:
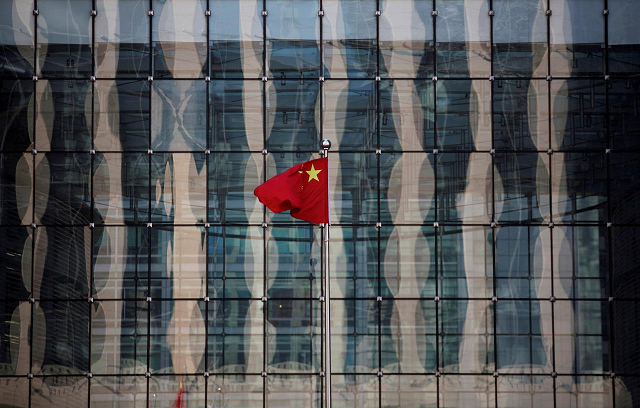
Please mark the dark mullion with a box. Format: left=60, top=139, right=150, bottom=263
left=604, top=1, right=615, bottom=404
left=205, top=0, right=211, bottom=404
left=488, top=1, right=498, bottom=402
left=318, top=0, right=326, bottom=401
left=261, top=0, right=267, bottom=406
left=28, top=1, right=38, bottom=406
left=146, top=0, right=153, bottom=405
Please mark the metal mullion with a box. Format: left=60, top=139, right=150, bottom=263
left=205, top=0, right=211, bottom=401
left=604, top=0, right=614, bottom=400
left=88, top=1, right=95, bottom=395
left=88, top=0, right=97, bottom=400
left=261, top=1, right=267, bottom=407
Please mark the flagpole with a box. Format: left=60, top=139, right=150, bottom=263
left=321, top=138, right=332, bottom=408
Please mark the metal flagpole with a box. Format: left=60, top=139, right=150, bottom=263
left=322, top=138, right=332, bottom=408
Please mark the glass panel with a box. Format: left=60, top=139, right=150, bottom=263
left=613, top=302, right=640, bottom=374
left=210, top=0, right=263, bottom=78
left=556, top=376, right=613, bottom=408
left=150, top=226, right=206, bottom=299
left=440, top=375, right=495, bottom=407
left=493, top=79, right=549, bottom=150
left=438, top=153, right=492, bottom=223
left=267, top=226, right=320, bottom=299
left=436, top=0, right=491, bottom=78
left=0, top=227, right=31, bottom=300
left=151, top=80, right=206, bottom=151
left=150, top=153, right=206, bottom=223
left=496, top=375, right=554, bottom=407
left=552, top=152, right=607, bottom=223
left=152, top=0, right=207, bottom=78
left=35, top=153, right=92, bottom=225
left=266, top=0, right=320, bottom=78
left=380, top=226, right=435, bottom=299
left=439, top=300, right=494, bottom=374
left=610, top=79, right=640, bottom=151
left=439, top=226, right=493, bottom=299
left=323, top=80, right=376, bottom=151
left=210, top=80, right=263, bottom=151
left=0, top=0, right=34, bottom=76
left=610, top=153, right=640, bottom=225
left=0, top=378, right=29, bottom=406
left=0, top=80, right=33, bottom=151
left=553, top=226, right=607, bottom=299
left=93, top=226, right=149, bottom=299
left=94, top=153, right=150, bottom=224
left=90, top=376, right=147, bottom=407
left=149, top=300, right=206, bottom=373
left=208, top=300, right=264, bottom=373
left=381, top=375, right=437, bottom=406
left=209, top=152, right=263, bottom=224
left=437, top=80, right=492, bottom=151
left=95, top=0, right=150, bottom=77
left=0, top=153, right=32, bottom=225
left=608, top=0, right=640, bottom=76
left=332, top=375, right=378, bottom=407
left=266, top=375, right=321, bottom=407
left=555, top=301, right=609, bottom=374
left=30, top=377, right=88, bottom=407
left=266, top=300, right=321, bottom=373
left=329, top=226, right=378, bottom=299
left=379, top=0, right=433, bottom=78
left=208, top=226, right=263, bottom=299
left=36, top=0, right=91, bottom=78
left=34, top=226, right=90, bottom=300
left=329, top=153, right=377, bottom=224
left=266, top=80, right=319, bottom=151
left=32, top=301, right=90, bottom=374
left=379, top=152, right=436, bottom=224
left=322, top=0, right=376, bottom=78
left=0, top=301, right=30, bottom=375
left=94, top=80, right=150, bottom=152
left=495, top=226, right=550, bottom=299
left=380, top=80, right=434, bottom=151
left=551, top=80, right=606, bottom=150
left=492, top=0, right=547, bottom=77
left=331, top=300, right=379, bottom=374
left=381, top=299, right=436, bottom=373
left=208, top=375, right=263, bottom=407
left=494, top=153, right=550, bottom=223
left=36, top=80, right=92, bottom=152
left=612, top=227, right=640, bottom=299
left=496, top=299, right=552, bottom=373
left=91, top=300, right=148, bottom=375
left=550, top=0, right=604, bottom=77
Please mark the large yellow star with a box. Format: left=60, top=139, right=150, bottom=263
left=305, top=164, right=322, bottom=182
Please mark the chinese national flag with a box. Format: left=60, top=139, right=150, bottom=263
left=174, top=377, right=184, bottom=408
left=254, top=157, right=329, bottom=224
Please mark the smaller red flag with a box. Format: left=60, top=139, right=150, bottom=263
left=174, top=377, right=184, bottom=408
left=254, top=157, right=329, bottom=224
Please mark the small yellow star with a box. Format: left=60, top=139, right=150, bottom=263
left=306, top=164, right=322, bottom=182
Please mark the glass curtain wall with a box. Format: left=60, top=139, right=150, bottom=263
left=0, top=0, right=640, bottom=407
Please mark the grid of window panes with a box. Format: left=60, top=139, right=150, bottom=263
left=1, top=0, right=640, bottom=407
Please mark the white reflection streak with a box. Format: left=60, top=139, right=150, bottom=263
left=240, top=1, right=265, bottom=374
left=383, top=82, right=433, bottom=375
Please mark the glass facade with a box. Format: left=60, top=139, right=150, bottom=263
left=0, top=0, right=639, bottom=407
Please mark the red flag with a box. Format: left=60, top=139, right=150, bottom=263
left=174, top=377, right=184, bottom=408
left=254, top=157, right=329, bottom=224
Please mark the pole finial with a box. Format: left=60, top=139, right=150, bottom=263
left=322, top=139, right=332, bottom=150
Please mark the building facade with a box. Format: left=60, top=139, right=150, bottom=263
left=0, top=0, right=639, bottom=406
